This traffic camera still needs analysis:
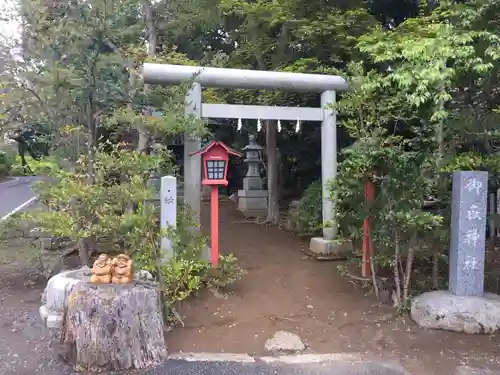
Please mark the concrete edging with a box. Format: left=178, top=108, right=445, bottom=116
left=259, top=353, right=363, bottom=364
left=168, top=352, right=365, bottom=364
left=167, top=352, right=413, bottom=374
left=168, top=353, right=256, bottom=363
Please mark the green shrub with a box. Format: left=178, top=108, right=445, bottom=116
left=208, top=253, right=245, bottom=289
left=160, top=253, right=245, bottom=324
left=0, top=151, right=14, bottom=177
left=289, top=180, right=323, bottom=236
left=157, top=203, right=245, bottom=322
left=10, top=155, right=60, bottom=176
left=161, top=259, right=209, bottom=306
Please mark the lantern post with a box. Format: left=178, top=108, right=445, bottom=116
left=190, top=141, right=242, bottom=267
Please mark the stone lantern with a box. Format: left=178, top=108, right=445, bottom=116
left=237, top=134, right=268, bottom=217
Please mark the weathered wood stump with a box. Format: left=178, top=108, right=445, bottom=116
left=61, top=281, right=168, bottom=372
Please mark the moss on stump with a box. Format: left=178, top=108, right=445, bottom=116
left=61, top=281, right=167, bottom=372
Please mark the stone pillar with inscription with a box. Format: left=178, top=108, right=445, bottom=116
left=160, top=175, right=177, bottom=263
left=411, top=170, right=500, bottom=335
left=448, top=171, right=488, bottom=297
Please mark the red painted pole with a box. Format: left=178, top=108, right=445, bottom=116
left=362, top=180, right=375, bottom=277
left=210, top=186, right=219, bottom=268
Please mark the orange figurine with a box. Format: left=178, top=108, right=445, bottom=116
left=90, top=253, right=112, bottom=284
left=111, top=254, right=133, bottom=284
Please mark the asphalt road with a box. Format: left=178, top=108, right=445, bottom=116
left=0, top=177, right=38, bottom=220
left=129, top=360, right=408, bottom=375
left=132, top=360, right=500, bottom=375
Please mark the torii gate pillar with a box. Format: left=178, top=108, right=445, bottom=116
left=184, top=82, right=202, bottom=223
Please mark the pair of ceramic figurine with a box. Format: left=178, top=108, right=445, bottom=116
left=90, top=253, right=133, bottom=284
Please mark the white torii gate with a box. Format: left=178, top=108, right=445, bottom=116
left=142, top=63, right=349, bottom=256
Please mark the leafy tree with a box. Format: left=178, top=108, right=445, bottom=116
left=1, top=0, right=206, bottom=163
left=0, top=0, right=244, bottom=324
left=327, top=0, right=500, bottom=306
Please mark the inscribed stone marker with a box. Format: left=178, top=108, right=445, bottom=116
left=160, top=175, right=177, bottom=262
left=449, top=171, right=488, bottom=297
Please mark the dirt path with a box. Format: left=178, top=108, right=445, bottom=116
left=167, top=202, right=500, bottom=375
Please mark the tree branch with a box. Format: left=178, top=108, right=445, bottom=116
left=19, top=83, right=54, bottom=119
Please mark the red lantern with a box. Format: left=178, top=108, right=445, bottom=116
left=191, top=141, right=242, bottom=187
left=190, top=141, right=242, bottom=267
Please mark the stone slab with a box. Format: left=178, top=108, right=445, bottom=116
left=411, top=290, right=500, bottom=333
left=307, top=237, right=352, bottom=260
left=39, top=304, right=63, bottom=330
left=243, top=177, right=263, bottom=191
left=238, top=196, right=268, bottom=211
left=449, top=171, right=488, bottom=297
left=40, top=266, right=92, bottom=332
left=264, top=331, right=305, bottom=354
left=237, top=189, right=268, bottom=198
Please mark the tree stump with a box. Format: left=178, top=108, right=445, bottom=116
left=61, top=281, right=168, bottom=372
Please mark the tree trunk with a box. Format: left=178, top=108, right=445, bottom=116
left=253, top=30, right=286, bottom=225
left=76, top=238, right=89, bottom=268
left=432, top=253, right=439, bottom=289
left=18, top=142, right=33, bottom=174
left=369, top=235, right=379, bottom=300
left=393, top=229, right=402, bottom=307
left=266, top=120, right=279, bottom=224
left=143, top=0, right=157, bottom=57
left=61, top=281, right=167, bottom=372
left=86, top=98, right=96, bottom=184
left=137, top=0, right=157, bottom=153
left=77, top=98, right=96, bottom=267
left=433, top=78, right=445, bottom=290
left=403, top=232, right=416, bottom=304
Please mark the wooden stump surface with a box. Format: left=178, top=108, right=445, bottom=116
left=61, top=281, right=167, bottom=372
